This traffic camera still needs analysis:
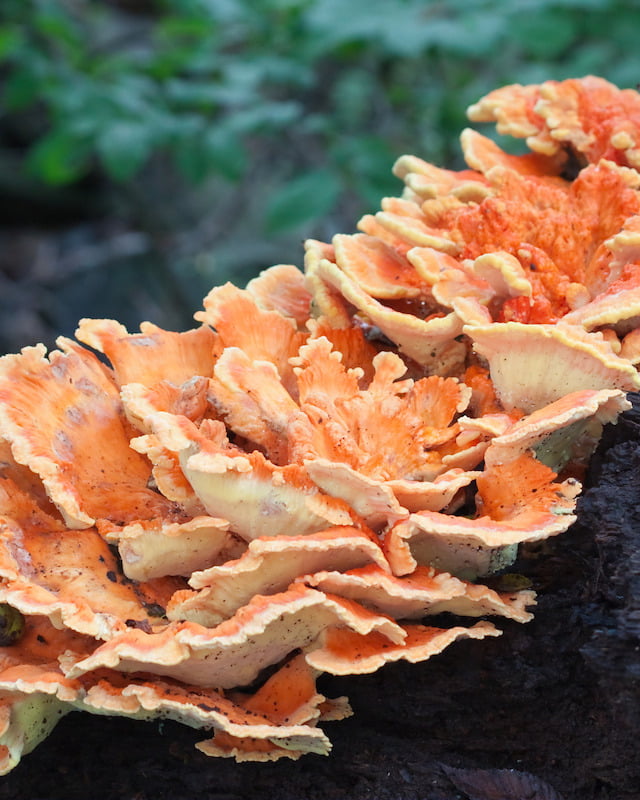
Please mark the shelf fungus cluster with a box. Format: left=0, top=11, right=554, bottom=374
left=2, top=76, right=640, bottom=771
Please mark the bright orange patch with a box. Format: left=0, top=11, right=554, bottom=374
left=476, top=453, right=563, bottom=522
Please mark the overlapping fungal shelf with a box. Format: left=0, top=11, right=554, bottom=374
left=1, top=75, right=640, bottom=770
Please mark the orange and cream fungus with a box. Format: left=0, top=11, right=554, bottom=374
left=1, top=76, right=640, bottom=770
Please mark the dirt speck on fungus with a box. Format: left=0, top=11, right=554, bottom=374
left=1, top=399, right=640, bottom=800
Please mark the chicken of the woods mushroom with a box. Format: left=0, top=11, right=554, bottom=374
left=0, top=75, right=639, bottom=771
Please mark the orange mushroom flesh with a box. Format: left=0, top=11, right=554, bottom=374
left=2, top=75, right=640, bottom=771
left=466, top=76, right=640, bottom=169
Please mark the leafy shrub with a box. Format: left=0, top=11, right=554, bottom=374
left=2, top=0, right=640, bottom=234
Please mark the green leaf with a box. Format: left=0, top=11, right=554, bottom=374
left=265, top=169, right=341, bottom=233
left=330, top=68, right=377, bottom=129
left=330, top=134, right=398, bottom=205
left=509, top=9, right=577, bottom=59
left=3, top=66, right=42, bottom=109
left=96, top=120, right=155, bottom=181
left=224, top=100, right=302, bottom=134
left=32, top=4, right=85, bottom=63
left=203, top=125, right=247, bottom=181
left=0, top=25, right=23, bottom=59
left=174, top=122, right=247, bottom=182
left=156, top=13, right=216, bottom=39
left=26, top=129, right=90, bottom=185
left=165, top=78, right=220, bottom=111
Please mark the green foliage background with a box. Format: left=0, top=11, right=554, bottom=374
left=0, top=0, right=639, bottom=349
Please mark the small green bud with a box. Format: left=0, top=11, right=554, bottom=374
left=0, top=604, right=25, bottom=646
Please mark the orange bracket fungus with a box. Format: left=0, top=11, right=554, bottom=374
left=2, top=75, right=640, bottom=770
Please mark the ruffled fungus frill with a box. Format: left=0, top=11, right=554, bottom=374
left=466, top=321, right=640, bottom=413
left=0, top=341, right=175, bottom=528
left=2, top=75, right=640, bottom=771
left=307, top=83, right=640, bottom=362
left=383, top=453, right=581, bottom=578
left=167, top=527, right=391, bottom=626
left=466, top=76, right=640, bottom=169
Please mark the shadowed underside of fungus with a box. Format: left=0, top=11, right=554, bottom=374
left=1, top=75, right=640, bottom=771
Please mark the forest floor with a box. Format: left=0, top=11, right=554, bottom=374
left=0, top=400, right=639, bottom=800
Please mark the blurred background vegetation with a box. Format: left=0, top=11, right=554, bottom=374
left=1, top=0, right=639, bottom=353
